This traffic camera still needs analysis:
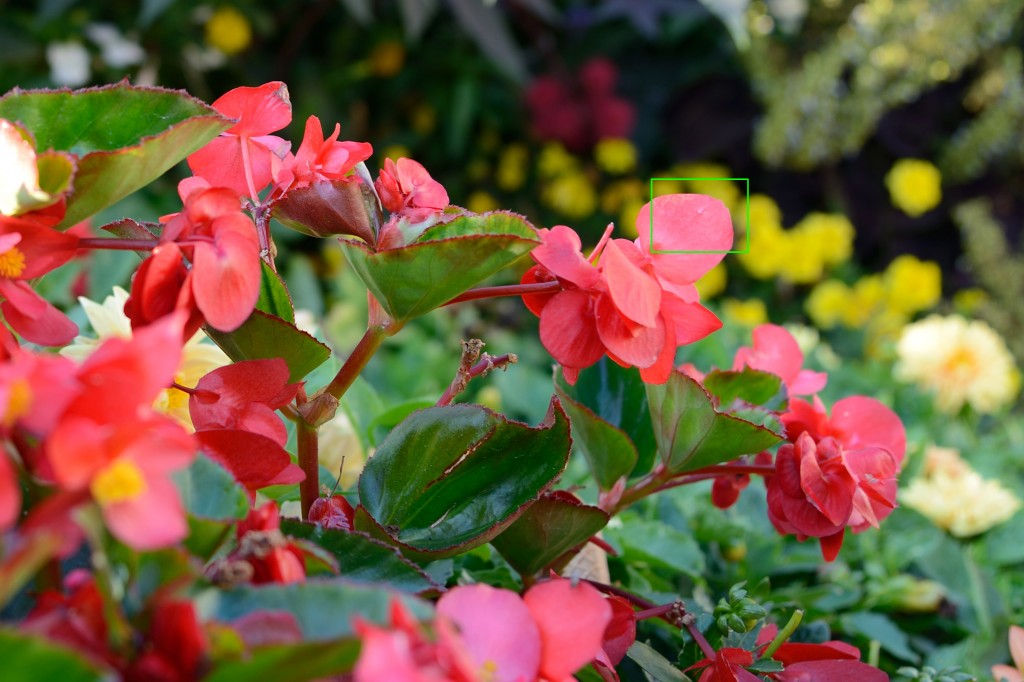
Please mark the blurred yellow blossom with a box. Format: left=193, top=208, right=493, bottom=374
left=369, top=40, right=405, bottom=78
left=380, top=144, right=410, bottom=162
left=901, top=445, right=1021, bottom=537
left=466, top=190, right=499, bottom=214
left=805, top=280, right=851, bottom=329
left=843, top=274, right=886, bottom=328
left=594, top=138, right=637, bottom=175
left=739, top=193, right=783, bottom=232
left=886, top=159, right=942, bottom=217
left=883, top=254, right=941, bottom=315
left=696, top=263, right=727, bottom=299
left=466, top=158, right=490, bottom=183
left=722, top=298, right=767, bottom=326
left=953, top=287, right=988, bottom=315
left=542, top=172, right=597, bottom=219
left=896, top=314, right=1020, bottom=414
left=795, top=212, right=855, bottom=267
left=737, top=219, right=788, bottom=279
left=205, top=6, right=251, bottom=56
left=317, top=411, right=366, bottom=490
left=619, top=198, right=644, bottom=239
left=411, top=104, right=436, bottom=135
left=601, top=178, right=644, bottom=215
left=61, top=287, right=230, bottom=430
left=537, top=143, right=577, bottom=178
left=777, top=227, right=826, bottom=284
left=496, top=144, right=529, bottom=191
left=674, top=162, right=741, bottom=209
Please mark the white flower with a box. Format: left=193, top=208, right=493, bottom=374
left=85, top=23, right=145, bottom=68
left=895, top=314, right=1020, bottom=414
left=61, top=287, right=230, bottom=430
left=46, top=41, right=91, bottom=87
left=901, top=445, right=1021, bottom=537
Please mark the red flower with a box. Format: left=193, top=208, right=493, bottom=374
left=124, top=600, right=208, bottom=682
left=276, top=116, right=373, bottom=192
left=0, top=219, right=80, bottom=345
left=187, top=82, right=292, bottom=200
left=756, top=625, right=889, bottom=682
left=687, top=647, right=761, bottom=682
left=308, top=493, right=355, bottom=531
left=733, top=324, right=827, bottom=397
left=782, top=395, right=906, bottom=466
left=0, top=450, right=19, bottom=531
left=375, top=158, right=449, bottom=223
left=522, top=194, right=731, bottom=384
left=227, top=502, right=307, bottom=584
left=711, top=470, right=751, bottom=510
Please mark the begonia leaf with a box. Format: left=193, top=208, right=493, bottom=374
left=0, top=630, right=109, bottom=682
left=176, top=453, right=250, bottom=521
left=702, top=368, right=784, bottom=408
left=281, top=521, right=440, bottom=593
left=255, top=260, right=295, bottom=324
left=203, top=640, right=360, bottom=682
left=554, top=383, right=637, bottom=490
left=339, top=211, right=539, bottom=322
left=646, top=371, right=783, bottom=475
left=355, top=398, right=571, bottom=557
left=625, top=641, right=689, bottom=682
left=0, top=82, right=232, bottom=227
left=193, top=581, right=428, bottom=641
left=491, top=491, right=609, bottom=577
left=205, top=309, right=330, bottom=383
left=557, top=358, right=657, bottom=479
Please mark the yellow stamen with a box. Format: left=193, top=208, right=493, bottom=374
left=3, top=378, right=32, bottom=427
left=90, top=459, right=147, bottom=506
left=0, top=245, right=26, bottom=278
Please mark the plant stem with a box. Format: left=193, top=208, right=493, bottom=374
left=964, top=539, right=994, bottom=638
left=78, top=237, right=159, bottom=251
left=759, top=609, right=803, bottom=659
left=321, top=325, right=390, bottom=400
left=443, top=281, right=561, bottom=306
left=436, top=341, right=517, bottom=407
left=296, top=389, right=321, bottom=520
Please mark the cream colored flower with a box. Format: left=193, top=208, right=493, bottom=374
left=317, top=410, right=366, bottom=490
left=61, top=287, right=230, bottom=430
left=895, top=314, right=1020, bottom=414
left=901, top=445, right=1021, bottom=537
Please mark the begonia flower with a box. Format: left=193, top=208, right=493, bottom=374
left=187, top=81, right=292, bottom=200
left=375, top=157, right=449, bottom=223
left=686, top=647, right=761, bottom=682
left=275, top=116, right=373, bottom=192
left=732, top=324, right=827, bottom=397
left=123, top=600, right=208, bottom=682
left=0, top=451, right=20, bottom=531
left=524, top=578, right=612, bottom=681
left=993, top=625, right=1024, bottom=682
left=755, top=624, right=888, bottom=681
left=228, top=502, right=306, bottom=584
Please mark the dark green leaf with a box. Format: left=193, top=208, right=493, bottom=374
left=0, top=83, right=232, bottom=227
left=559, top=359, right=657, bottom=479
left=176, top=453, right=250, bottom=521
left=339, top=211, right=538, bottom=322
left=356, top=398, right=571, bottom=556
left=646, top=372, right=782, bottom=474
left=204, top=640, right=360, bottom=682
left=255, top=260, right=295, bottom=324
left=101, top=217, right=161, bottom=243
left=840, top=612, right=918, bottom=663
left=605, top=518, right=705, bottom=578
left=281, top=521, right=440, bottom=593
left=747, top=659, right=784, bottom=673
left=368, top=397, right=435, bottom=447
left=626, top=641, right=690, bottom=682
left=491, top=492, right=609, bottom=577
left=555, top=384, right=637, bottom=490
left=194, top=581, right=428, bottom=641
left=205, top=310, right=330, bottom=383
left=0, top=630, right=109, bottom=682
left=702, top=369, right=784, bottom=408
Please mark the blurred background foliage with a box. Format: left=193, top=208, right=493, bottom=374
left=5, top=0, right=1024, bottom=677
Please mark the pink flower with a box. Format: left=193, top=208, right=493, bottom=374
left=993, top=625, right=1024, bottom=682
left=187, top=81, right=292, bottom=200
left=228, top=502, right=307, bottom=584
left=781, top=395, right=906, bottom=466
left=686, top=647, right=761, bottom=682
left=732, top=324, right=827, bottom=397
left=0, top=451, right=19, bottom=531
left=276, top=116, right=373, bottom=192
left=375, top=158, right=449, bottom=223
left=523, top=578, right=612, bottom=681
left=522, top=194, right=731, bottom=384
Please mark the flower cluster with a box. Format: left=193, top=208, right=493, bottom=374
left=886, top=158, right=942, bottom=217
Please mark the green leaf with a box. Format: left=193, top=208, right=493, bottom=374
left=205, top=640, right=360, bottom=682
left=0, top=630, right=109, bottom=682
left=491, top=491, right=609, bottom=577
left=194, top=581, right=428, bottom=641
left=356, top=398, right=571, bottom=556
left=702, top=368, right=784, bottom=408
left=281, top=521, right=440, bottom=593
left=840, top=612, right=918, bottom=663
left=0, top=83, right=233, bottom=227
left=558, top=359, right=657, bottom=479
left=646, top=372, right=783, bottom=474
left=339, top=211, right=539, bottom=322
left=255, top=261, right=295, bottom=324
left=605, top=518, right=705, bottom=579
left=176, top=453, right=250, bottom=521
left=367, top=397, right=435, bottom=447
left=205, top=310, right=331, bottom=383
left=555, top=383, right=637, bottom=490
left=626, top=640, right=690, bottom=682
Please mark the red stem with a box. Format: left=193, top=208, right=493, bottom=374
left=443, top=281, right=561, bottom=306
left=295, top=387, right=320, bottom=519
left=78, top=237, right=159, bottom=251
left=436, top=353, right=517, bottom=407
left=322, top=325, right=389, bottom=400
left=686, top=463, right=776, bottom=477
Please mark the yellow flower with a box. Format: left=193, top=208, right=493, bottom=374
left=673, top=162, right=741, bottom=210
left=618, top=197, right=645, bottom=239
left=777, top=227, right=825, bottom=284
left=736, top=194, right=782, bottom=234
left=883, top=254, right=941, bottom=315
left=542, top=172, right=596, bottom=219
left=843, top=274, right=886, bottom=328
left=369, top=40, right=405, bottom=78
left=317, top=410, right=366, bottom=490
left=901, top=445, right=1021, bottom=537
left=594, top=138, right=637, bottom=175
left=886, top=159, right=942, bottom=217
left=205, top=6, right=252, bottom=56
left=722, top=298, right=767, bottom=326
left=466, top=190, right=499, bottom=214
left=695, top=263, right=727, bottom=299
left=537, top=143, right=578, bottom=179
left=794, top=212, right=854, bottom=267
left=953, top=287, right=987, bottom=315
left=737, top=219, right=787, bottom=280
left=600, top=178, right=644, bottom=215
left=380, top=145, right=411, bottom=162
left=805, top=280, right=852, bottom=329
left=895, top=314, right=1021, bottom=414
left=61, top=287, right=231, bottom=430
left=496, top=144, right=529, bottom=191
